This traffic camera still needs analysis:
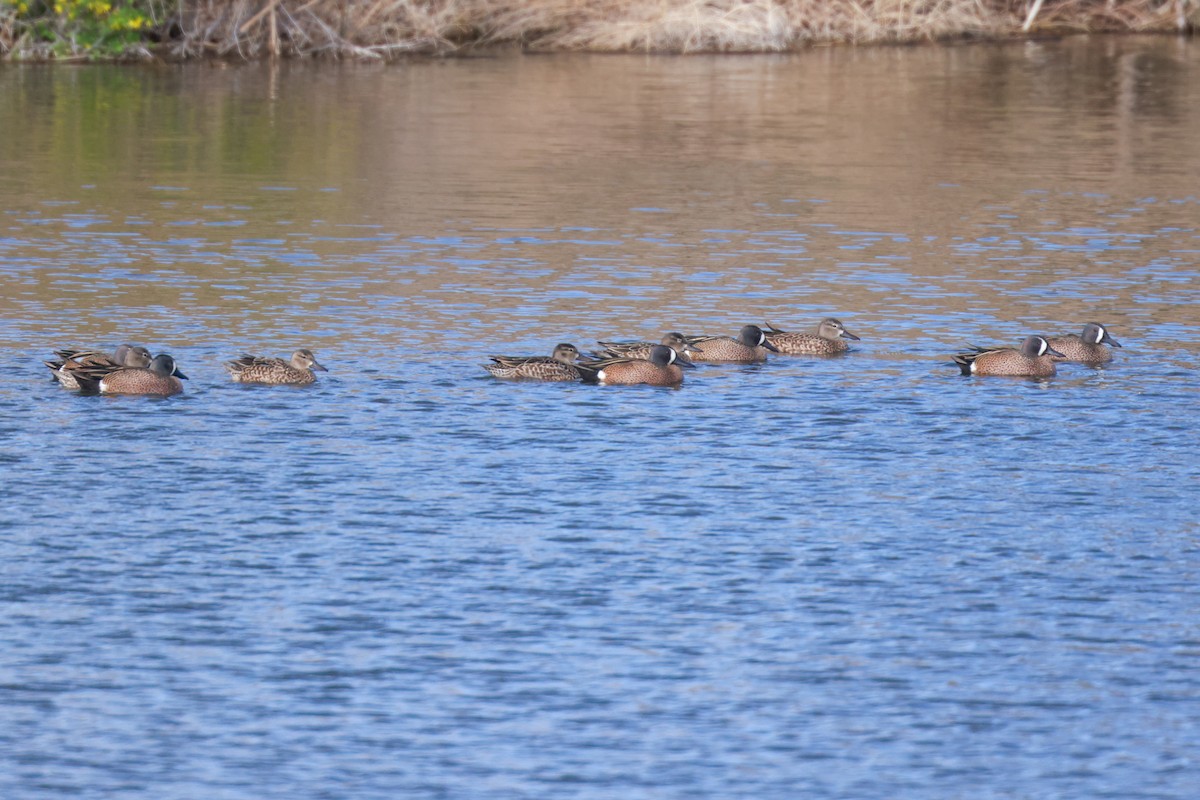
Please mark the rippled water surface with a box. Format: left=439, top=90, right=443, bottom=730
left=1, top=38, right=1199, bottom=799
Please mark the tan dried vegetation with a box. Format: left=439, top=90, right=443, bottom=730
left=6, top=0, right=1198, bottom=60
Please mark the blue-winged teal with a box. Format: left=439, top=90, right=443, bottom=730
left=46, top=344, right=152, bottom=390
left=72, top=353, right=188, bottom=396
left=226, top=349, right=328, bottom=385
left=594, top=332, right=702, bottom=361
left=952, top=336, right=1065, bottom=377
left=763, top=318, right=860, bottom=355
left=484, top=343, right=585, bottom=382
left=685, top=325, right=779, bottom=363
left=1047, top=323, right=1122, bottom=363
left=579, top=344, right=693, bottom=386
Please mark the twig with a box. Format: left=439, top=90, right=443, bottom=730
left=239, top=0, right=282, bottom=35
left=1022, top=0, right=1046, bottom=31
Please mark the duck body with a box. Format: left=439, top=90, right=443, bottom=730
left=763, top=318, right=860, bottom=355
left=952, top=336, right=1064, bottom=377
left=685, top=325, right=778, bottom=363
left=595, top=332, right=700, bottom=361
left=484, top=344, right=584, bottom=382
left=226, top=349, right=328, bottom=385
left=46, top=344, right=152, bottom=389
left=579, top=344, right=691, bottom=386
left=1046, top=323, right=1122, bottom=363
left=73, top=353, right=188, bottom=396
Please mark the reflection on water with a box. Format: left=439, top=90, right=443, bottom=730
left=1, top=36, right=1199, bottom=800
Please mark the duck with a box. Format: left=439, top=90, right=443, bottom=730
left=762, top=318, right=860, bottom=355
left=484, top=343, right=586, bottom=382
left=594, top=331, right=702, bottom=360
left=226, top=349, right=328, bottom=385
left=72, top=353, right=189, bottom=396
left=685, top=325, right=779, bottom=363
left=1046, top=323, right=1122, bottom=363
left=952, top=336, right=1065, bottom=377
left=46, top=344, right=152, bottom=389
left=578, top=344, right=693, bottom=386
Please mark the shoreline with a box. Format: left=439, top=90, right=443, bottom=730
left=1, top=0, right=1195, bottom=61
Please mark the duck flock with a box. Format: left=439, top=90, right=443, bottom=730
left=43, top=319, right=1122, bottom=396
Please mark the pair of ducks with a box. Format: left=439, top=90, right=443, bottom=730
left=46, top=346, right=327, bottom=396
left=485, top=319, right=860, bottom=386
left=952, top=323, right=1122, bottom=376
left=46, top=345, right=189, bottom=396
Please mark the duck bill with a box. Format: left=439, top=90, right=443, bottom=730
left=676, top=354, right=697, bottom=369
left=840, top=331, right=861, bottom=341
left=311, top=362, right=329, bottom=372
left=761, top=339, right=780, bottom=353
left=1047, top=346, right=1066, bottom=359
left=174, top=369, right=190, bottom=380
left=683, top=343, right=704, bottom=355
left=1106, top=337, right=1123, bottom=348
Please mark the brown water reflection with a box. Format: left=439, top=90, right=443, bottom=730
left=1, top=36, right=1197, bottom=352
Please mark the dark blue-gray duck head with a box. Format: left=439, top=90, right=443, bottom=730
left=738, top=325, right=779, bottom=352
left=150, top=354, right=188, bottom=380
left=1022, top=336, right=1064, bottom=359
left=1082, top=323, right=1121, bottom=348
left=649, top=344, right=694, bottom=368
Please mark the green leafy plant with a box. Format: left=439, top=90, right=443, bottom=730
left=3, top=0, right=161, bottom=59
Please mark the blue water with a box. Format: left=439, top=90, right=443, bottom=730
left=2, top=40, right=1199, bottom=799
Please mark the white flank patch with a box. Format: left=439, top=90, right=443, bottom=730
left=597, top=369, right=608, bottom=384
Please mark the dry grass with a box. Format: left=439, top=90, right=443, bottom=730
left=488, top=0, right=1007, bottom=51
left=4, top=0, right=1196, bottom=60
left=176, top=0, right=1193, bottom=57
left=171, top=0, right=481, bottom=58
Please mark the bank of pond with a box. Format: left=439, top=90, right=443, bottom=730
left=1, top=0, right=1195, bottom=61
left=43, top=319, right=1123, bottom=396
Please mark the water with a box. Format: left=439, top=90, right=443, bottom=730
left=1, top=37, right=1199, bottom=799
